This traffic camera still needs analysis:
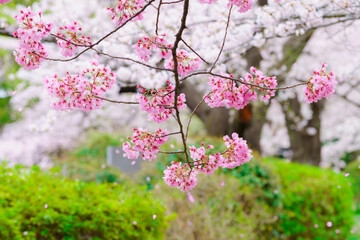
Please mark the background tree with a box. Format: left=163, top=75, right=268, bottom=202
left=0, top=0, right=359, bottom=172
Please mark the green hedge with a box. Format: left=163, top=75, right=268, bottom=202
left=263, top=158, right=354, bottom=240
left=0, top=164, right=167, bottom=240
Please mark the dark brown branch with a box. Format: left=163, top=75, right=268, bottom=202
left=155, top=0, right=162, bottom=35
left=171, top=0, right=191, bottom=165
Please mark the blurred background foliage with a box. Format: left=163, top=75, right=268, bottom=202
left=0, top=132, right=355, bottom=240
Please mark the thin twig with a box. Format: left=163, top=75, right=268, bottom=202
left=185, top=92, right=211, bottom=140
left=91, top=48, right=173, bottom=72
left=181, top=39, right=210, bottom=64
left=180, top=71, right=308, bottom=91
left=153, top=131, right=182, bottom=138
left=162, top=0, right=184, bottom=4
left=210, top=5, right=232, bottom=72
left=158, top=150, right=185, bottom=154
left=92, top=95, right=139, bottom=104
left=37, top=0, right=155, bottom=62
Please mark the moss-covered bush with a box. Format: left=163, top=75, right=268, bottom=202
left=263, top=158, right=353, bottom=240
left=0, top=164, right=167, bottom=240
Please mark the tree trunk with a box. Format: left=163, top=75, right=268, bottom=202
left=281, top=96, right=324, bottom=166
left=229, top=103, right=268, bottom=151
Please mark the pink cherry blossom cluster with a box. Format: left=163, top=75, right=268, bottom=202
left=221, top=133, right=252, bottom=169
left=165, top=49, right=201, bottom=77
left=123, top=128, right=169, bottom=161
left=134, top=34, right=172, bottom=62
left=247, top=66, right=277, bottom=101
left=137, top=82, right=187, bottom=123
left=205, top=69, right=277, bottom=110
left=107, top=0, right=145, bottom=26
left=198, top=0, right=253, bottom=13
left=13, top=7, right=53, bottom=70
left=55, top=22, right=92, bottom=57
left=304, top=64, right=337, bottom=103
left=190, top=144, right=222, bottom=176
left=163, top=133, right=251, bottom=191
left=228, top=0, right=253, bottom=13
left=0, top=0, right=12, bottom=4
left=163, top=161, right=198, bottom=192
left=44, top=62, right=116, bottom=112
left=204, top=73, right=257, bottom=110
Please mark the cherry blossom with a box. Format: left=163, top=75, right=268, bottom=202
left=13, top=7, right=53, bottom=70
left=44, top=62, right=116, bottom=111
left=123, top=128, right=169, bottom=161
left=165, top=49, right=201, bottom=77
left=134, top=34, right=172, bottom=62
left=304, top=64, right=337, bottom=103
left=228, top=0, right=253, bottom=13
left=56, top=22, right=92, bottom=57
left=205, top=69, right=277, bottom=109
left=137, top=82, right=186, bottom=123
left=204, top=73, right=257, bottom=110
left=107, top=0, right=145, bottom=26
left=247, top=67, right=277, bottom=101
left=163, top=161, right=198, bottom=192
left=221, top=133, right=252, bottom=169
left=0, top=0, right=12, bottom=4
left=189, top=145, right=223, bottom=175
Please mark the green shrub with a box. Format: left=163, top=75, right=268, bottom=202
left=344, top=159, right=360, bottom=214
left=0, top=164, right=167, bottom=240
left=263, top=158, right=354, bottom=240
